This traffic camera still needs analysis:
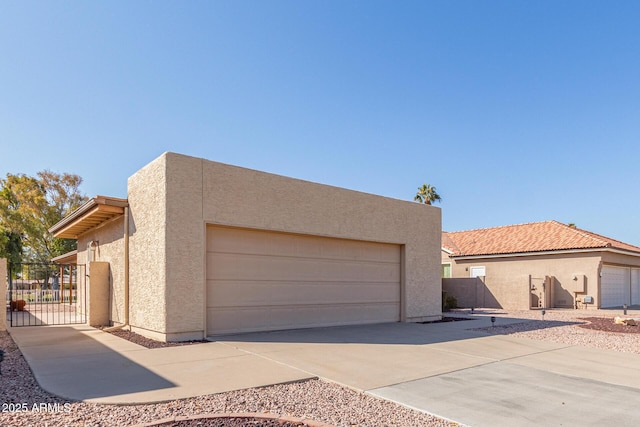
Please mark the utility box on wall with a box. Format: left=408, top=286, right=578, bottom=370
left=570, top=274, right=586, bottom=293
left=88, top=261, right=110, bottom=327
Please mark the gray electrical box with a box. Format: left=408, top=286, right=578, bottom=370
left=583, top=296, right=594, bottom=304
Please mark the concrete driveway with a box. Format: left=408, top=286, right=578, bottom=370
left=9, top=314, right=640, bottom=426
left=220, top=317, right=640, bottom=427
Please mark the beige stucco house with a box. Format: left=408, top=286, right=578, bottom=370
left=50, top=152, right=442, bottom=341
left=442, top=221, right=640, bottom=310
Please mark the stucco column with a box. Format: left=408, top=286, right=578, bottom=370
left=0, top=258, right=7, bottom=331
left=87, top=261, right=110, bottom=327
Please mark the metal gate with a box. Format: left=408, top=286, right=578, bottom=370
left=6, top=263, right=87, bottom=327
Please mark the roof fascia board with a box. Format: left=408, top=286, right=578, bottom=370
left=51, top=250, right=78, bottom=264
left=49, top=199, right=99, bottom=235
left=605, top=247, right=640, bottom=258
left=452, top=247, right=640, bottom=260
left=49, top=196, right=128, bottom=237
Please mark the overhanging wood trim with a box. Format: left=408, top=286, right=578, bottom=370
left=49, top=196, right=129, bottom=239
left=51, top=250, right=78, bottom=264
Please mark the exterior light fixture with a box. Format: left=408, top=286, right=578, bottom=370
left=87, top=240, right=99, bottom=262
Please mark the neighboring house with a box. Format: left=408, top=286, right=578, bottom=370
left=49, top=152, right=442, bottom=341
left=442, top=221, right=640, bottom=310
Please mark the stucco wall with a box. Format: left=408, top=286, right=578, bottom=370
left=164, top=154, right=204, bottom=337
left=78, top=217, right=126, bottom=325
left=134, top=152, right=441, bottom=340
left=449, top=253, right=601, bottom=309
left=127, top=156, right=169, bottom=335
left=600, top=252, right=640, bottom=269
left=86, top=261, right=111, bottom=326
left=163, top=153, right=441, bottom=338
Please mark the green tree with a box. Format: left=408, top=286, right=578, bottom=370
left=0, top=171, right=88, bottom=263
left=414, top=183, right=442, bottom=205
left=0, top=230, right=22, bottom=264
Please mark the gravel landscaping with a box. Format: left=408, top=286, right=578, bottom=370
left=2, top=308, right=639, bottom=426
left=149, top=417, right=309, bottom=427
left=471, top=309, right=640, bottom=354
left=108, top=329, right=209, bottom=349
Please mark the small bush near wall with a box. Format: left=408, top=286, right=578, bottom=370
left=441, top=292, right=458, bottom=312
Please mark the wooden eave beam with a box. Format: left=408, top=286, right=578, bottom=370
left=51, top=201, right=127, bottom=239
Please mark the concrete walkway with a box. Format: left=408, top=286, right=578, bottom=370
left=8, top=324, right=314, bottom=403
left=8, top=313, right=640, bottom=426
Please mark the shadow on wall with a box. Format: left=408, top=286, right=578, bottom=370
left=129, top=209, right=137, bottom=236
left=553, top=276, right=575, bottom=308
left=108, top=264, right=121, bottom=325
left=442, top=277, right=502, bottom=309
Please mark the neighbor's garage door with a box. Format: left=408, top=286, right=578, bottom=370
left=600, top=266, right=630, bottom=308
left=206, top=226, right=401, bottom=335
left=632, top=269, right=640, bottom=306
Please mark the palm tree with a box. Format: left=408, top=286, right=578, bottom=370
left=414, top=183, right=442, bottom=205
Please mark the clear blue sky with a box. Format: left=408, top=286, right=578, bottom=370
left=1, top=1, right=639, bottom=245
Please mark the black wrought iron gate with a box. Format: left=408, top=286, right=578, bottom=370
left=6, top=263, right=87, bottom=327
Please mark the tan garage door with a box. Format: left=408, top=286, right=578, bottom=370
left=206, top=225, right=401, bottom=335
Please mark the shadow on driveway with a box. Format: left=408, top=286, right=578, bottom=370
left=8, top=325, right=176, bottom=401
left=218, top=315, right=584, bottom=345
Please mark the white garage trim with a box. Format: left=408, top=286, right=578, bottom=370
left=601, top=266, right=630, bottom=308
left=206, top=225, right=402, bottom=335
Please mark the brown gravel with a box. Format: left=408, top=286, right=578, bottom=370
left=150, top=418, right=304, bottom=426
left=577, top=317, right=640, bottom=333
left=108, top=329, right=208, bottom=349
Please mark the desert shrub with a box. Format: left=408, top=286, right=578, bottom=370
left=443, top=295, right=458, bottom=312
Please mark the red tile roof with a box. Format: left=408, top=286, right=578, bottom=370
left=443, top=220, right=640, bottom=257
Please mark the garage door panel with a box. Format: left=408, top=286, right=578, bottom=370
left=207, top=303, right=400, bottom=335
left=207, top=280, right=400, bottom=307
left=206, top=225, right=401, bottom=335
left=207, top=226, right=399, bottom=263
left=601, top=266, right=630, bottom=308
left=632, top=269, right=640, bottom=306
left=207, top=253, right=400, bottom=283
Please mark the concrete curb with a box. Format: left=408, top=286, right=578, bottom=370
left=132, top=412, right=336, bottom=427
